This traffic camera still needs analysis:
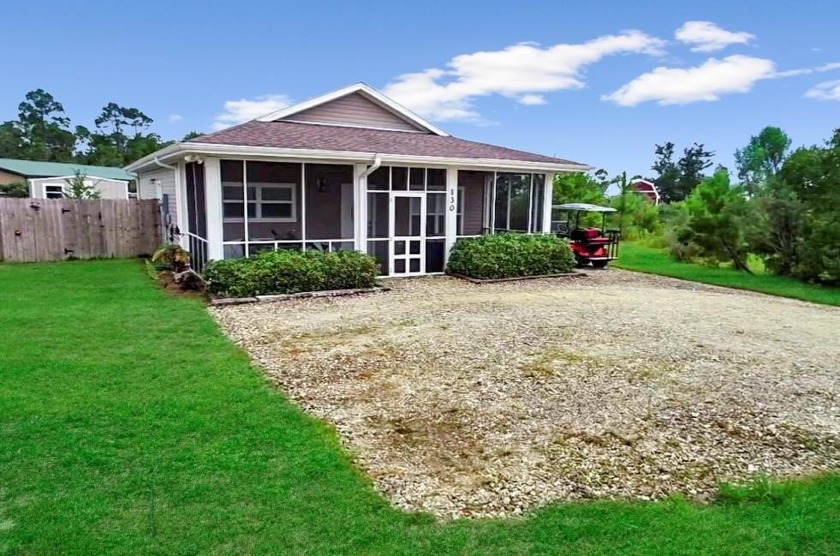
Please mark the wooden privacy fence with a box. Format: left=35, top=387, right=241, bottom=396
left=0, top=198, right=161, bottom=262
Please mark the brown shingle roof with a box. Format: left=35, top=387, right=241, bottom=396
left=191, top=121, right=584, bottom=166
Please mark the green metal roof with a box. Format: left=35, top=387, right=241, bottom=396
left=0, top=158, right=136, bottom=181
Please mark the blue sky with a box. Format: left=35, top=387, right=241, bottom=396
left=3, top=0, right=839, bottom=178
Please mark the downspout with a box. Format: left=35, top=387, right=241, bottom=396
left=359, top=154, right=382, bottom=178
left=153, top=156, right=177, bottom=171
left=356, top=155, right=381, bottom=254
left=153, top=156, right=179, bottom=243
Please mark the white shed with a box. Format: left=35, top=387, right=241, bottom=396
left=29, top=175, right=131, bottom=200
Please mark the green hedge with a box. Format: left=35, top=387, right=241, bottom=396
left=446, top=233, right=575, bottom=280
left=204, top=249, right=378, bottom=297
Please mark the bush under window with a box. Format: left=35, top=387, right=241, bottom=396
left=204, top=250, right=378, bottom=297
left=446, top=233, right=575, bottom=280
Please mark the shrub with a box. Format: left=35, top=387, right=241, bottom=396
left=446, top=233, right=575, bottom=280
left=152, top=243, right=191, bottom=272
left=203, top=249, right=378, bottom=297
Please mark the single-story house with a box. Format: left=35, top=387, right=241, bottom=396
left=127, top=83, right=590, bottom=276
left=631, top=179, right=661, bottom=205
left=0, top=158, right=136, bottom=199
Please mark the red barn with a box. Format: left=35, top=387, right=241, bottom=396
left=632, top=179, right=661, bottom=205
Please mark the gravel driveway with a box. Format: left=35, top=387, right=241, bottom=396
left=212, top=270, right=840, bottom=519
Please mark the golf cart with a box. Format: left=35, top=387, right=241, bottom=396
left=552, top=203, right=620, bottom=268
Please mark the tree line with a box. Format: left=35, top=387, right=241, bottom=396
left=0, top=89, right=200, bottom=167
left=554, top=126, right=840, bottom=286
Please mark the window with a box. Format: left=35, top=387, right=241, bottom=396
left=223, top=182, right=296, bottom=222
left=44, top=184, right=65, bottom=199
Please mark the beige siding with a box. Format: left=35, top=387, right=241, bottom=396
left=137, top=167, right=179, bottom=227
left=29, top=176, right=129, bottom=200
left=283, top=93, right=425, bottom=132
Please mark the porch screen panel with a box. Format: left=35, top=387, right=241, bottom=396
left=246, top=161, right=302, bottom=246
left=367, top=241, right=389, bottom=276
left=494, top=174, right=510, bottom=231
left=305, top=164, right=354, bottom=241
left=185, top=161, right=206, bottom=238
left=508, top=174, right=532, bottom=231
left=426, top=193, right=446, bottom=237
left=455, top=171, right=487, bottom=236
left=531, top=174, right=545, bottom=232
left=425, top=239, right=445, bottom=273
left=221, top=160, right=246, bottom=258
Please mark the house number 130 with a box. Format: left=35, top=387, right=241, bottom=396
left=448, top=188, right=456, bottom=211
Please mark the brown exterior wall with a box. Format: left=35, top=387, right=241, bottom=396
left=458, top=171, right=488, bottom=235
left=283, top=93, right=424, bottom=132
left=0, top=170, right=26, bottom=187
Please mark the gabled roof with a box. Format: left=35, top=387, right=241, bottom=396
left=126, top=84, right=590, bottom=173
left=189, top=121, right=586, bottom=167
left=256, top=82, right=450, bottom=136
left=0, top=158, right=135, bottom=181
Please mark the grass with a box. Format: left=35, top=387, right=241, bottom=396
left=613, top=242, right=840, bottom=306
left=1, top=259, right=838, bottom=555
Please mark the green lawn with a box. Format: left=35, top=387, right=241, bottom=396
left=1, top=260, right=838, bottom=555
left=613, top=242, right=840, bottom=306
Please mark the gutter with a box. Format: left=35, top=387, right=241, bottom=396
left=127, top=142, right=590, bottom=174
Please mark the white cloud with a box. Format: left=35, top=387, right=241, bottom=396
left=675, top=21, right=755, bottom=52
left=212, top=94, right=292, bottom=130
left=805, top=80, right=840, bottom=101
left=168, top=114, right=183, bottom=123
left=773, top=61, right=840, bottom=78
left=518, top=94, right=547, bottom=105
left=383, top=30, right=666, bottom=121
left=602, top=55, right=776, bottom=106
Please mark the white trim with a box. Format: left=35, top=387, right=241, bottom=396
left=29, top=174, right=126, bottom=183
left=542, top=173, right=555, bottom=233
left=354, top=163, right=367, bottom=251
left=631, top=178, right=661, bottom=204
left=204, top=158, right=224, bottom=261
left=256, top=82, right=450, bottom=137
left=444, top=168, right=458, bottom=265
left=125, top=142, right=590, bottom=174
left=389, top=191, right=426, bottom=276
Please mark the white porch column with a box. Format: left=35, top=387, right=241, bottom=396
left=444, top=167, right=459, bottom=265
left=542, top=172, right=555, bottom=233
left=354, top=163, right=368, bottom=252
left=204, top=157, right=224, bottom=260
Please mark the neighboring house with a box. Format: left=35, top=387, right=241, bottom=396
left=127, top=82, right=590, bottom=276
left=0, top=158, right=136, bottom=199
left=631, top=179, right=661, bottom=205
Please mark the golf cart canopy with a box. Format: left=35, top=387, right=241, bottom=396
left=552, top=203, right=617, bottom=213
